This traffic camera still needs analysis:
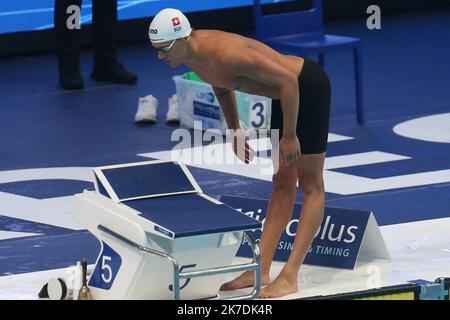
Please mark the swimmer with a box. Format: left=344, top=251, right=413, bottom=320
left=149, top=8, right=331, bottom=298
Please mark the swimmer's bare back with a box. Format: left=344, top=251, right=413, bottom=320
left=185, top=30, right=304, bottom=100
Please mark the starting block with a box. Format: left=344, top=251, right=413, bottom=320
left=73, top=160, right=262, bottom=300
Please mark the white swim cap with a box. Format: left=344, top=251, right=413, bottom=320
left=149, top=8, right=192, bottom=43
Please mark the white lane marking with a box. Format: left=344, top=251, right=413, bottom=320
left=324, top=151, right=410, bottom=169
left=0, top=167, right=92, bottom=230
left=393, top=112, right=450, bottom=143
left=0, top=231, right=42, bottom=241
left=139, top=135, right=450, bottom=195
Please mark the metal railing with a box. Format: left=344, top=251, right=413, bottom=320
left=97, top=225, right=261, bottom=300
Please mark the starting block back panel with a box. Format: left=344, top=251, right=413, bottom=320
left=94, top=161, right=200, bottom=202
left=74, top=160, right=262, bottom=299
left=126, top=194, right=261, bottom=238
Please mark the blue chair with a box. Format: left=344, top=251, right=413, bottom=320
left=253, top=0, right=364, bottom=124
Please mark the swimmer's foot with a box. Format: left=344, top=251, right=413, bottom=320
left=220, top=270, right=270, bottom=291
left=258, top=273, right=298, bottom=298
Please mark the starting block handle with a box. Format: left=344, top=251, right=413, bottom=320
left=179, top=232, right=261, bottom=300
left=97, top=226, right=260, bottom=300
left=215, top=232, right=261, bottom=300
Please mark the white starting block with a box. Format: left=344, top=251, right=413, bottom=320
left=73, top=160, right=262, bottom=300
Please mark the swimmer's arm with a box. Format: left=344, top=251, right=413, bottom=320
left=228, top=50, right=299, bottom=138
left=212, top=86, right=240, bottom=130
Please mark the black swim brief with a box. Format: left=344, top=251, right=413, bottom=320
left=270, top=58, right=331, bottom=154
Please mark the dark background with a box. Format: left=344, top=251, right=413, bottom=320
left=1, top=0, right=449, bottom=57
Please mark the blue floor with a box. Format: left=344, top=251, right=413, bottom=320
left=0, top=8, right=450, bottom=276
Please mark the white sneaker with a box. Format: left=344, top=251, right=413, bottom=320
left=166, top=94, right=180, bottom=123
left=135, top=95, right=158, bottom=122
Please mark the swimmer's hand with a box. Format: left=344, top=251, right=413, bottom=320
left=231, top=128, right=255, bottom=164
left=279, top=136, right=300, bottom=166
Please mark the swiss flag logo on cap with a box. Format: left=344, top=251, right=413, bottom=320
left=172, top=17, right=180, bottom=26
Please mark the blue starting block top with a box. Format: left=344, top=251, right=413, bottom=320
left=126, top=194, right=261, bottom=238
left=92, top=160, right=261, bottom=238
left=94, top=160, right=201, bottom=202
